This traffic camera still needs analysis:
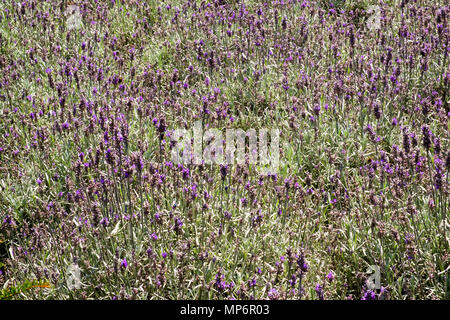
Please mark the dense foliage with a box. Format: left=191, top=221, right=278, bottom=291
left=0, top=0, right=448, bottom=299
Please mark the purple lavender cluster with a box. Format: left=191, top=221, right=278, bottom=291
left=0, top=0, right=448, bottom=300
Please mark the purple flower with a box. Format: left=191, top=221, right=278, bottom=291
left=422, top=126, right=431, bottom=150
left=289, top=274, right=297, bottom=287
left=315, top=284, right=324, bottom=300
left=120, top=258, right=128, bottom=268
left=362, top=290, right=376, bottom=300
left=173, top=217, right=183, bottom=232
left=268, top=288, right=279, bottom=300
left=314, top=104, right=321, bottom=115
left=326, top=271, right=334, bottom=282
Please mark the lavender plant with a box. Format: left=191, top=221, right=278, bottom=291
left=0, top=0, right=448, bottom=300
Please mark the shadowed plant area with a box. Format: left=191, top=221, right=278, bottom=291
left=0, top=0, right=448, bottom=300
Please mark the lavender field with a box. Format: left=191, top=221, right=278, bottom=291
left=0, top=0, right=448, bottom=300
